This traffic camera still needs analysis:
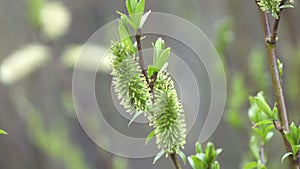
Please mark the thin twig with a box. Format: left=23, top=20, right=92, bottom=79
left=135, top=28, right=150, bottom=85
left=255, top=1, right=300, bottom=168
left=257, top=2, right=289, bottom=133
left=260, top=144, right=266, bottom=165
left=270, top=0, right=288, bottom=43
left=135, top=28, right=181, bottom=169
left=170, top=153, right=182, bottom=169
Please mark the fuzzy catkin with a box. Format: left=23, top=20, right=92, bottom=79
left=149, top=71, right=187, bottom=154
left=110, top=41, right=152, bottom=114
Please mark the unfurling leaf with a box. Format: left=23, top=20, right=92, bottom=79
left=0, top=129, right=7, bottom=135
left=281, top=152, right=293, bottom=163
left=195, top=142, right=203, bottom=154
left=244, top=162, right=258, bottom=169
left=128, top=111, right=144, bottom=127
left=153, top=150, right=165, bottom=164
left=279, top=4, right=294, bottom=9
left=277, top=59, right=283, bottom=77
left=140, top=10, right=151, bottom=28
left=118, top=16, right=135, bottom=52
left=254, top=92, right=274, bottom=119
left=145, top=130, right=155, bottom=145
left=178, top=150, right=187, bottom=164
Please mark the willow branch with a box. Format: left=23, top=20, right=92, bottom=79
left=270, top=0, right=287, bottom=43
left=255, top=1, right=299, bottom=168
left=135, top=28, right=150, bottom=86
left=135, top=28, right=182, bottom=169
left=257, top=3, right=289, bottom=133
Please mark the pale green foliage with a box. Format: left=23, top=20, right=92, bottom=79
left=118, top=0, right=150, bottom=29
left=244, top=92, right=278, bottom=169
left=188, top=142, right=222, bottom=169
left=118, top=16, right=135, bottom=52
left=148, top=71, right=186, bottom=154
left=110, top=41, right=152, bottom=114
left=0, top=129, right=7, bottom=135
left=148, top=38, right=170, bottom=77
left=277, top=59, right=283, bottom=77
left=256, top=0, right=294, bottom=19
left=282, top=123, right=300, bottom=161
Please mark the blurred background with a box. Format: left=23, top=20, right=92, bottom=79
left=0, top=0, right=300, bottom=169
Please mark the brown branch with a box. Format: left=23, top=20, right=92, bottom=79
left=170, top=153, right=182, bottom=169
left=135, top=28, right=181, bottom=169
left=255, top=1, right=300, bottom=168
left=135, top=28, right=150, bottom=86
left=149, top=72, right=158, bottom=98
left=270, top=0, right=288, bottom=43
left=257, top=4, right=289, bottom=134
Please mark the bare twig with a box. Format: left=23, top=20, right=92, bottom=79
left=135, top=28, right=150, bottom=85
left=255, top=1, right=300, bottom=168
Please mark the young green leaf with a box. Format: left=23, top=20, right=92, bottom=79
left=126, top=0, right=133, bottom=16
left=277, top=59, right=283, bottom=77
left=265, top=131, right=274, bottom=143
left=153, top=150, right=165, bottom=164
left=250, top=136, right=260, bottom=160
left=145, top=130, right=155, bottom=145
left=254, top=94, right=274, bottom=119
left=244, top=162, right=258, bottom=169
left=155, top=48, right=170, bottom=70
left=0, top=129, right=7, bottom=135
left=178, top=150, right=187, bottom=164
left=216, top=148, right=222, bottom=156
left=195, top=142, right=203, bottom=154
left=133, top=0, right=145, bottom=28
left=279, top=4, right=294, bottom=9
left=281, top=152, right=293, bottom=163
left=188, top=156, right=205, bottom=169
left=128, top=111, right=144, bottom=127
left=212, top=161, right=220, bottom=169
left=117, top=11, right=136, bottom=29
left=135, top=0, right=145, bottom=15
left=140, top=10, right=151, bottom=28
left=118, top=16, right=135, bottom=52
left=148, top=65, right=159, bottom=78
left=252, top=119, right=273, bottom=128
left=195, top=153, right=207, bottom=163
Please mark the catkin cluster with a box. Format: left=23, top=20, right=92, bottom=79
left=148, top=71, right=187, bottom=154
left=110, top=42, right=152, bottom=114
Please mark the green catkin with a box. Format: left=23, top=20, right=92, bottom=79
left=110, top=41, right=152, bottom=114
left=148, top=70, right=187, bottom=154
